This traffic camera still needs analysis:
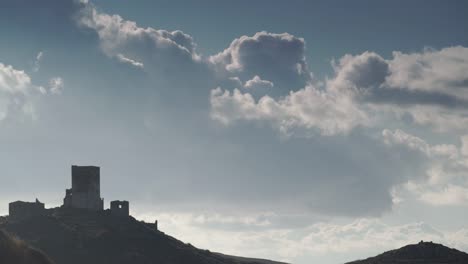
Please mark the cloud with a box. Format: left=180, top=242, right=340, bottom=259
left=0, top=62, right=36, bottom=121
left=383, top=129, right=468, bottom=206
left=33, top=51, right=43, bottom=72
left=387, top=46, right=468, bottom=100
left=210, top=85, right=369, bottom=136
left=211, top=46, right=468, bottom=136
left=330, top=51, right=389, bottom=94
left=48, top=77, right=64, bottom=94
left=382, top=129, right=459, bottom=159
left=78, top=5, right=201, bottom=72
left=116, top=54, right=144, bottom=68
left=0, top=63, right=31, bottom=94
left=78, top=3, right=468, bottom=135
left=210, top=52, right=386, bottom=136
left=0, top=62, right=62, bottom=122
left=210, top=31, right=310, bottom=93
left=371, top=47, right=468, bottom=132
left=209, top=51, right=387, bottom=137
left=244, top=75, right=274, bottom=89
left=210, top=31, right=306, bottom=73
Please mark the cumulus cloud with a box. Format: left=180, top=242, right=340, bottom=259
left=210, top=51, right=388, bottom=136
left=387, top=46, right=468, bottom=100
left=211, top=85, right=369, bottom=136
left=383, top=129, right=468, bottom=206
left=244, top=75, right=274, bottom=89
left=211, top=46, right=468, bottom=136
left=210, top=31, right=306, bottom=73
left=210, top=31, right=310, bottom=92
left=330, top=51, right=389, bottom=95
left=377, top=47, right=468, bottom=131
left=78, top=5, right=200, bottom=72
left=78, top=2, right=468, bottom=135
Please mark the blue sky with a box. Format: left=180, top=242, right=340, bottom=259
left=1, top=1, right=468, bottom=264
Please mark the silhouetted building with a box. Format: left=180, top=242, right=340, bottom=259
left=63, top=165, right=104, bottom=211
left=9, top=199, right=45, bottom=220
left=110, top=200, right=129, bottom=217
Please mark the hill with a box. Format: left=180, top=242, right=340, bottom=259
left=346, top=241, right=468, bottom=264
left=0, top=208, right=286, bottom=264
left=0, top=229, right=54, bottom=264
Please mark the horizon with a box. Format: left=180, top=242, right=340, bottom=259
left=1, top=1, right=468, bottom=263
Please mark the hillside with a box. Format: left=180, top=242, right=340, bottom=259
left=0, top=229, right=54, bottom=264
left=0, top=208, right=285, bottom=264
left=346, top=241, right=468, bottom=264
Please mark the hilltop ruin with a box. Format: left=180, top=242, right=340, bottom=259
left=8, top=165, right=132, bottom=220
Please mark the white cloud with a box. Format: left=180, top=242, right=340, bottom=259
left=382, top=129, right=459, bottom=159
left=375, top=47, right=468, bottom=132
left=78, top=6, right=200, bottom=70
left=210, top=85, right=369, bottom=136
left=210, top=51, right=390, bottom=136
left=0, top=62, right=37, bottom=121
left=383, top=129, right=468, bottom=206
left=209, top=31, right=311, bottom=91
left=387, top=46, right=468, bottom=100
left=404, top=106, right=468, bottom=133
left=33, top=51, right=44, bottom=72
left=211, top=46, right=468, bottom=136
left=0, top=63, right=31, bottom=94
left=244, top=75, right=274, bottom=89
left=48, top=77, right=64, bottom=94
left=116, top=53, right=144, bottom=68
left=78, top=4, right=468, bottom=136
left=210, top=31, right=306, bottom=73
left=330, top=51, right=389, bottom=95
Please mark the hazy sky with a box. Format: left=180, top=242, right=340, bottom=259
left=1, top=1, right=468, bottom=263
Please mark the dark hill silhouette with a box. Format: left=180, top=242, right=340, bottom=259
left=0, top=208, right=286, bottom=264
left=0, top=229, right=54, bottom=264
left=346, top=241, right=468, bottom=264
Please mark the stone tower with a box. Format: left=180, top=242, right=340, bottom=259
left=63, top=165, right=104, bottom=211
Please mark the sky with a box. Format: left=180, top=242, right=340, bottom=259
left=1, top=1, right=468, bottom=263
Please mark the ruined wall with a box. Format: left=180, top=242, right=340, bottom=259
left=63, top=165, right=104, bottom=211
left=72, top=166, right=100, bottom=196
left=110, top=200, right=129, bottom=217
left=9, top=200, right=45, bottom=220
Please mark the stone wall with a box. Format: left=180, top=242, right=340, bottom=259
left=63, top=165, right=104, bottom=211
left=110, top=200, right=129, bottom=217
left=9, top=200, right=45, bottom=220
